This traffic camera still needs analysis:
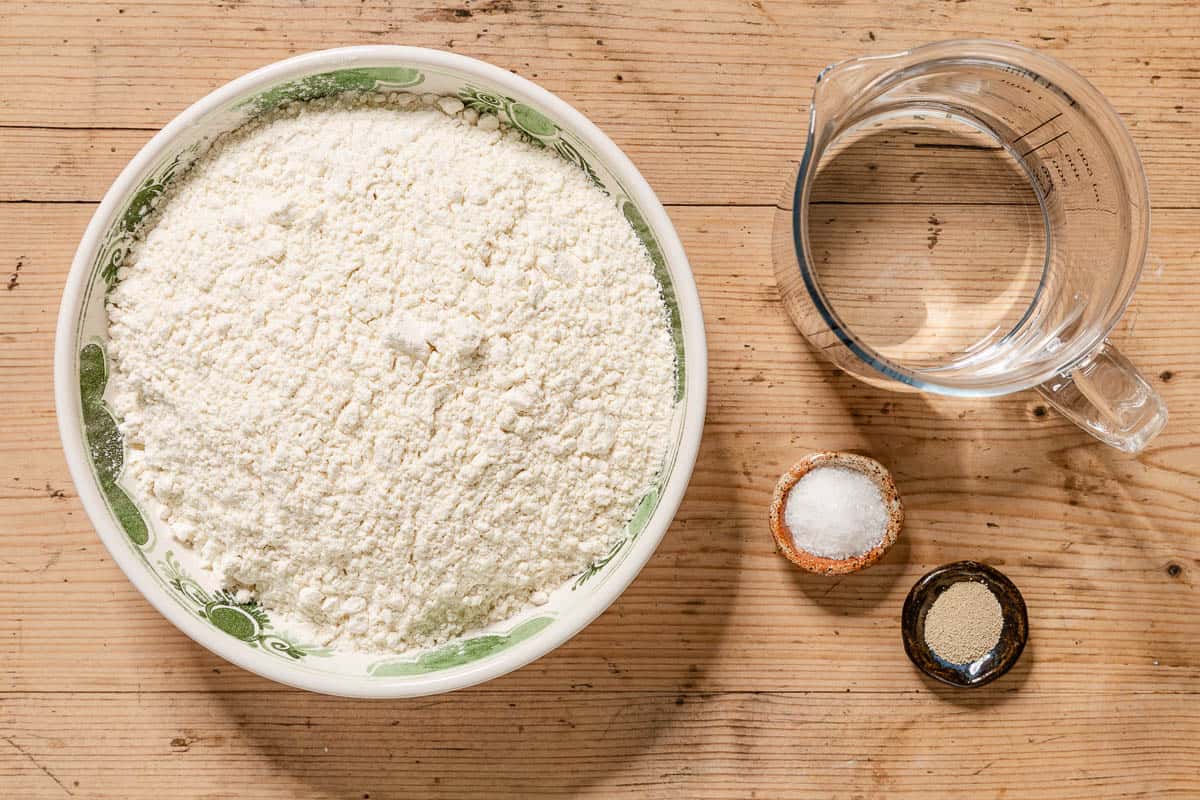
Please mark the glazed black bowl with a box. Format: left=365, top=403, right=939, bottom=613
left=901, top=561, right=1028, bottom=688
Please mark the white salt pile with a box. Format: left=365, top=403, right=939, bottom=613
left=783, top=466, right=888, bottom=559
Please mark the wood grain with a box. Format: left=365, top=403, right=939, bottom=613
left=2, top=691, right=1197, bottom=798
left=1, top=1, right=1198, bottom=797
left=3, top=1, right=1200, bottom=207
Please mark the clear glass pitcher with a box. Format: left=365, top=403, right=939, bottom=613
left=774, top=40, right=1166, bottom=452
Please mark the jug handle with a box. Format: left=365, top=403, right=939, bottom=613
left=1036, top=340, right=1167, bottom=453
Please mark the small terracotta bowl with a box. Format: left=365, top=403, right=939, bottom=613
left=768, top=451, right=903, bottom=575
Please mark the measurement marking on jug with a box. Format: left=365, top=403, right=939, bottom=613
left=1021, top=129, right=1070, bottom=158
left=1034, top=163, right=1057, bottom=197
left=1062, top=152, right=1080, bottom=182
left=1077, top=148, right=1094, bottom=177
left=1010, top=112, right=1063, bottom=145
left=912, top=142, right=1002, bottom=152
left=1050, top=158, right=1067, bottom=186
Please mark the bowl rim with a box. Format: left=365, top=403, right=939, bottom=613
left=54, top=45, right=708, bottom=698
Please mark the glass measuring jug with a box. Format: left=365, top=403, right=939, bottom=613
left=774, top=40, right=1166, bottom=452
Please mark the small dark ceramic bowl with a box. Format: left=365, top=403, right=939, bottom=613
left=901, top=561, right=1028, bottom=688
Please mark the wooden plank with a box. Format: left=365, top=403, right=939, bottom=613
left=0, top=691, right=1195, bottom=798
left=6, top=111, right=1200, bottom=209
left=0, top=127, right=153, bottom=203
left=3, top=202, right=1196, bottom=696
left=3, top=3, right=1200, bottom=796
left=1, top=1, right=1200, bottom=206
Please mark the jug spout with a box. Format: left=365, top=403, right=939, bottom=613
left=810, top=51, right=908, bottom=131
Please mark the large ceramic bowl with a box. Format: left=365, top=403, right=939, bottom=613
left=55, top=46, right=706, bottom=697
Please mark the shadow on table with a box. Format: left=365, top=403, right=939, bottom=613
left=772, top=366, right=939, bottom=617
left=813, top=346, right=1173, bottom=568
left=786, top=533, right=911, bottom=614
left=919, top=637, right=1034, bottom=707
left=205, top=466, right=744, bottom=797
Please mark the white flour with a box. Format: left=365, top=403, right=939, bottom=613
left=105, top=94, right=676, bottom=651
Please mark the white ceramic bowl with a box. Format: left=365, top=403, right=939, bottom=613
left=55, top=46, right=706, bottom=697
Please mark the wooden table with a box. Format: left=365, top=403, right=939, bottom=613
left=2, top=2, right=1198, bottom=797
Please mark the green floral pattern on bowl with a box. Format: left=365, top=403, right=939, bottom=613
left=71, top=64, right=689, bottom=681
left=369, top=617, right=552, bottom=676
left=79, top=342, right=149, bottom=547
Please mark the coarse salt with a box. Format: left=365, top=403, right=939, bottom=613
left=783, top=466, right=887, bottom=559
